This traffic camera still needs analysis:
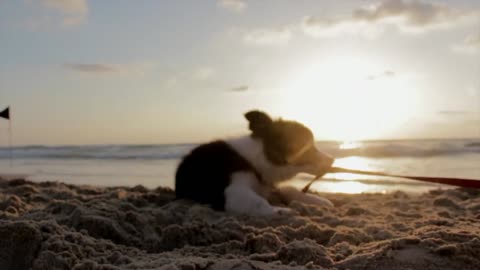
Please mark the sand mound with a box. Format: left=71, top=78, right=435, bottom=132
left=0, top=178, right=479, bottom=269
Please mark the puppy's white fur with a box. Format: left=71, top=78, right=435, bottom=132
left=225, top=172, right=291, bottom=215
left=224, top=135, right=332, bottom=215
left=277, top=186, right=333, bottom=207
left=226, top=136, right=305, bottom=185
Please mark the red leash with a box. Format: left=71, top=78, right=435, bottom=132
left=302, top=166, right=480, bottom=193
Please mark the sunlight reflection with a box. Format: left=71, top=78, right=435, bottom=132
left=326, top=156, right=375, bottom=181
left=339, top=141, right=362, bottom=150
left=316, top=181, right=374, bottom=194
left=333, top=156, right=373, bottom=170
left=285, top=178, right=376, bottom=194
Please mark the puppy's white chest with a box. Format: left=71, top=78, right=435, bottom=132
left=226, top=136, right=298, bottom=185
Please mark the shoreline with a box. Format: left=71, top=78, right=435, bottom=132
left=0, top=177, right=479, bottom=269
left=1, top=171, right=455, bottom=195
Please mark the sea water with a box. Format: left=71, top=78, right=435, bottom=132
left=0, top=139, right=479, bottom=194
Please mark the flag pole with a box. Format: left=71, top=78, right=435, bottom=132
left=8, top=113, right=12, bottom=167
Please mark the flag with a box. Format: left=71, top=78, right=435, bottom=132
left=0, top=107, right=9, bottom=120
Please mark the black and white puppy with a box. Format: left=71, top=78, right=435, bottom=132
left=175, top=110, right=334, bottom=215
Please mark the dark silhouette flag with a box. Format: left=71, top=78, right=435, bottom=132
left=1, top=106, right=12, bottom=166
left=0, top=107, right=9, bottom=120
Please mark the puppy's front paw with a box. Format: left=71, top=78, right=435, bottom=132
left=303, top=194, right=334, bottom=207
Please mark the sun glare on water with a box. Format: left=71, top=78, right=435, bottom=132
left=327, top=155, right=374, bottom=181
left=311, top=143, right=384, bottom=194
left=276, top=55, right=420, bottom=141
left=319, top=181, right=373, bottom=194
left=339, top=141, right=362, bottom=150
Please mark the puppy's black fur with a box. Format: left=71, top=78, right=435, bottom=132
left=246, top=111, right=315, bottom=166
left=175, top=140, right=259, bottom=210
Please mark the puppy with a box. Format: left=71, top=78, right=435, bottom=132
left=175, top=110, right=334, bottom=215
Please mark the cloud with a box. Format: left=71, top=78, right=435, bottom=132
left=63, top=62, right=155, bottom=75
left=384, top=70, right=395, bottom=76
left=466, top=85, right=479, bottom=97
left=301, top=0, right=478, bottom=38
left=301, top=16, right=380, bottom=38
left=192, top=67, right=216, bottom=80
left=465, top=34, right=480, bottom=46
left=367, top=70, right=396, bottom=80
left=64, top=63, right=117, bottom=73
left=240, top=0, right=478, bottom=45
left=217, top=0, right=247, bottom=13
left=163, top=67, right=216, bottom=89
left=228, top=85, right=249, bottom=92
left=41, top=0, right=88, bottom=26
left=437, top=110, right=473, bottom=116
left=239, top=1, right=478, bottom=46
left=452, top=33, right=480, bottom=54
left=353, top=0, right=468, bottom=29
left=243, top=27, right=292, bottom=46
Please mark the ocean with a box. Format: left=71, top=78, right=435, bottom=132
left=0, top=139, right=479, bottom=194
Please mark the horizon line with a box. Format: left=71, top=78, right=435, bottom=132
left=0, top=136, right=479, bottom=148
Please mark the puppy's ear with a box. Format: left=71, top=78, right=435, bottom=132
left=244, top=110, right=273, bottom=135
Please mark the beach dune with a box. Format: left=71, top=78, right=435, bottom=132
left=0, top=177, right=479, bottom=270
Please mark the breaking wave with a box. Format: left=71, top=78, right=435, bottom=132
left=0, top=139, right=479, bottom=160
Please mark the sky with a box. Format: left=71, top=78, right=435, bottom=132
left=0, top=0, right=479, bottom=145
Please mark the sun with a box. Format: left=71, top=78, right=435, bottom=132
left=274, top=55, right=420, bottom=141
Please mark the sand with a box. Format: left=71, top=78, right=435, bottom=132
left=0, top=177, right=479, bottom=270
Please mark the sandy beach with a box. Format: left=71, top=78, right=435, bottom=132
left=0, top=177, right=479, bottom=270
left=2, top=0, right=480, bottom=269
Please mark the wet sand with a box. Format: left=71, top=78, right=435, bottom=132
left=0, top=177, right=479, bottom=270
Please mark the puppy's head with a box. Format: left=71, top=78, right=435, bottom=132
left=245, top=110, right=334, bottom=177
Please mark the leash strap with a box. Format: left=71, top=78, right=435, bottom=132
left=302, top=166, right=480, bottom=193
